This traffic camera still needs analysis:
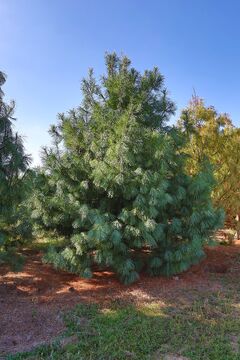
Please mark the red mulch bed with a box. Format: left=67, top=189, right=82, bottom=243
left=1, top=242, right=240, bottom=356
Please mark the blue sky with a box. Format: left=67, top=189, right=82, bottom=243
left=1, top=0, right=240, bottom=165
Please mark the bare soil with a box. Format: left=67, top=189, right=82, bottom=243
left=1, top=242, right=240, bottom=356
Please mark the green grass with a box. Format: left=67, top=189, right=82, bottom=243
left=7, top=280, right=240, bottom=360
left=26, top=235, right=67, bottom=252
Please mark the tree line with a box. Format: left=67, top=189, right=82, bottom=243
left=1, top=53, right=239, bottom=283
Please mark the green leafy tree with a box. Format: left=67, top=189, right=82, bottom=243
left=178, top=96, right=240, bottom=224
left=33, top=54, right=223, bottom=283
left=0, top=71, right=31, bottom=268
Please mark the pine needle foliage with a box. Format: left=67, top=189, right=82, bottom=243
left=34, top=54, right=223, bottom=283
left=0, top=71, right=31, bottom=268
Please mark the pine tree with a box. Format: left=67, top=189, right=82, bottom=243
left=0, top=71, right=31, bottom=269
left=178, top=95, right=240, bottom=223
left=33, top=54, right=224, bottom=283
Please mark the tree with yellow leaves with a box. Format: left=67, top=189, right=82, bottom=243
left=178, top=96, right=240, bottom=230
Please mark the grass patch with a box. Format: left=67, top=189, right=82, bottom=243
left=27, top=235, right=67, bottom=253
left=8, top=286, right=240, bottom=360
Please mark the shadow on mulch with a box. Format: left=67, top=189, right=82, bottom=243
left=1, top=243, right=240, bottom=356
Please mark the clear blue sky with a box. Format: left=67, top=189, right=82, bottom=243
left=1, top=0, right=240, bottom=165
